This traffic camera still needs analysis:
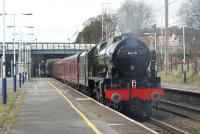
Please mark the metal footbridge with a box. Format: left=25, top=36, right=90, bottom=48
left=0, top=42, right=96, bottom=55
left=0, top=42, right=96, bottom=77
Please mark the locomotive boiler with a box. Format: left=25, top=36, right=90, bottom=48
left=50, top=35, right=164, bottom=118
left=89, top=36, right=151, bottom=78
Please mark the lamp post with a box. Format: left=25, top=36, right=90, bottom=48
left=6, top=16, right=17, bottom=92
left=21, top=37, right=26, bottom=84
left=25, top=39, right=35, bottom=79
left=154, top=33, right=157, bottom=77
left=18, top=14, right=32, bottom=86
left=161, top=24, right=164, bottom=70
left=13, top=15, right=16, bottom=92
left=5, top=13, right=33, bottom=91
left=25, top=44, right=29, bottom=80
left=2, top=0, right=7, bottom=104
left=101, top=2, right=103, bottom=40
left=24, top=41, right=27, bottom=81
left=18, top=25, right=22, bottom=88
left=18, top=26, right=34, bottom=87
left=6, top=25, right=22, bottom=88
left=25, top=36, right=35, bottom=81
left=165, top=0, right=169, bottom=75
left=183, top=26, right=186, bottom=83
left=22, top=32, right=34, bottom=83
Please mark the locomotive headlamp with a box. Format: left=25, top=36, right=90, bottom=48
left=111, top=93, right=121, bottom=103
left=132, top=80, right=136, bottom=88
left=151, top=92, right=161, bottom=101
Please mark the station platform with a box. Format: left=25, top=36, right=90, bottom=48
left=162, top=83, right=200, bottom=94
left=10, top=78, right=157, bottom=134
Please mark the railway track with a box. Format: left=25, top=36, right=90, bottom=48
left=140, top=116, right=190, bottom=134
left=158, top=99, right=200, bottom=122
left=148, top=118, right=189, bottom=134
left=148, top=88, right=200, bottom=134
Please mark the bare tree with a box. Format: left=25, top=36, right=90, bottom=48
left=117, top=0, right=154, bottom=36
left=102, top=10, right=118, bottom=40
left=179, top=0, right=200, bottom=29
left=179, top=1, right=200, bottom=76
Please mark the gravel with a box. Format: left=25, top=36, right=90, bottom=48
left=152, top=109, right=200, bottom=134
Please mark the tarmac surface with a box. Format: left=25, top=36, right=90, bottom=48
left=10, top=78, right=95, bottom=134
left=9, top=78, right=157, bottom=134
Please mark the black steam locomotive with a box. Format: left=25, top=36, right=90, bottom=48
left=49, top=35, right=164, bottom=118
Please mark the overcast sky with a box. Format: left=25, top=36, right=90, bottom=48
left=0, top=0, right=184, bottom=42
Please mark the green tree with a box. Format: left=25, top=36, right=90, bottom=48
left=75, top=13, right=117, bottom=44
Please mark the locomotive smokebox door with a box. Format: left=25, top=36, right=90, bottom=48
left=113, top=38, right=151, bottom=78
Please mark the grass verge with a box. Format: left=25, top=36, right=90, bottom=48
left=0, top=90, right=27, bottom=134
left=159, top=71, right=200, bottom=87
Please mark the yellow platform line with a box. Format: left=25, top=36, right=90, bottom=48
left=48, top=81, right=102, bottom=134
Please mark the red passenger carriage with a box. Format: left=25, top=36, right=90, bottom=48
left=52, top=53, right=80, bottom=84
